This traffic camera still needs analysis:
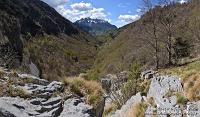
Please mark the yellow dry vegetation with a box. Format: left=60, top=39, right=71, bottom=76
left=160, top=60, right=200, bottom=101
left=63, top=77, right=103, bottom=107
left=127, top=102, right=148, bottom=117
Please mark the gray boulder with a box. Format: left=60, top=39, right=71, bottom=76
left=0, top=69, right=96, bottom=117
left=59, top=98, right=94, bottom=117
left=110, top=93, right=142, bottom=117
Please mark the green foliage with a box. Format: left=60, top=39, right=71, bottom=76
left=160, top=60, right=200, bottom=80
left=174, top=37, right=191, bottom=60
left=23, top=35, right=97, bottom=81
left=112, top=62, right=141, bottom=108
left=139, top=80, right=151, bottom=96
left=128, top=62, right=141, bottom=80
left=86, top=69, right=100, bottom=81
left=176, top=93, right=188, bottom=105
left=89, top=1, right=200, bottom=77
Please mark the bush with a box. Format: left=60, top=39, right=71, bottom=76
left=110, top=62, right=141, bottom=108
left=174, top=37, right=190, bottom=60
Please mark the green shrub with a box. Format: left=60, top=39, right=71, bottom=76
left=111, top=62, right=141, bottom=108
left=176, top=93, right=188, bottom=105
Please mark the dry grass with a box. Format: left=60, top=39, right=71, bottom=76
left=160, top=60, right=200, bottom=101
left=103, top=103, right=118, bottom=117
left=139, top=80, right=151, bottom=96
left=184, top=74, right=200, bottom=101
left=63, top=77, right=103, bottom=107
left=0, top=83, right=5, bottom=96
left=128, top=102, right=148, bottom=117
left=160, top=60, right=200, bottom=81
left=7, top=85, right=30, bottom=98
left=0, top=68, right=6, bottom=78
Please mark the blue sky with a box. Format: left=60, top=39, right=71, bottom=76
left=42, top=0, right=186, bottom=27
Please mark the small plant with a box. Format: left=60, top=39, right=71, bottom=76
left=103, top=103, right=118, bottom=117
left=139, top=80, right=151, bottom=96
left=148, top=97, right=155, bottom=107
left=111, top=62, right=141, bottom=108
left=23, top=77, right=34, bottom=84
left=165, top=90, right=175, bottom=97
left=0, top=69, right=5, bottom=78
left=8, top=85, right=30, bottom=98
left=176, top=93, right=188, bottom=105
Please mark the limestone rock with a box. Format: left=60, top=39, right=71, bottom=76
left=0, top=69, right=96, bottom=117
left=110, top=93, right=142, bottom=117
left=59, top=98, right=94, bottom=117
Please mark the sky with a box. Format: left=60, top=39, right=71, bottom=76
left=42, top=0, right=187, bottom=27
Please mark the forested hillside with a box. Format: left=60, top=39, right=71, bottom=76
left=0, top=0, right=97, bottom=80
left=88, top=0, right=200, bottom=79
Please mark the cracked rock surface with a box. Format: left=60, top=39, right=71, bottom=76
left=0, top=68, right=94, bottom=117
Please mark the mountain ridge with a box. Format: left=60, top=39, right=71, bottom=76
left=74, top=18, right=117, bottom=36
left=0, top=0, right=97, bottom=80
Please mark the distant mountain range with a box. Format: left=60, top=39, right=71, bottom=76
left=74, top=18, right=117, bottom=36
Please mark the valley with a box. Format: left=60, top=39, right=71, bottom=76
left=0, top=0, right=200, bottom=117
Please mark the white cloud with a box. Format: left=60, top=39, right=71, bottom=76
left=118, top=14, right=140, bottom=23
left=179, top=0, right=187, bottom=4
left=71, top=2, right=92, bottom=11
left=42, top=0, right=68, bottom=7
left=136, top=9, right=142, bottom=13
left=118, top=3, right=131, bottom=8
left=113, top=14, right=140, bottom=27
left=55, top=2, right=110, bottom=22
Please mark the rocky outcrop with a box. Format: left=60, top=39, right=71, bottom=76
left=0, top=68, right=95, bottom=117
left=107, top=71, right=200, bottom=117
left=60, top=98, right=94, bottom=117
left=146, top=76, right=183, bottom=117
left=101, top=71, right=129, bottom=94
left=109, top=93, right=142, bottom=117
left=187, top=101, right=200, bottom=117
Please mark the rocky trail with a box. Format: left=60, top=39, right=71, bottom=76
left=0, top=67, right=200, bottom=117
left=0, top=68, right=94, bottom=117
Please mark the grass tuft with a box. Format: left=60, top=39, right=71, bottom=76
left=128, top=102, right=148, bottom=117
left=63, top=77, right=103, bottom=107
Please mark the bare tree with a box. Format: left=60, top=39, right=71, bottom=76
left=141, top=0, right=180, bottom=66
left=157, top=0, right=177, bottom=65
left=141, top=0, right=160, bottom=69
